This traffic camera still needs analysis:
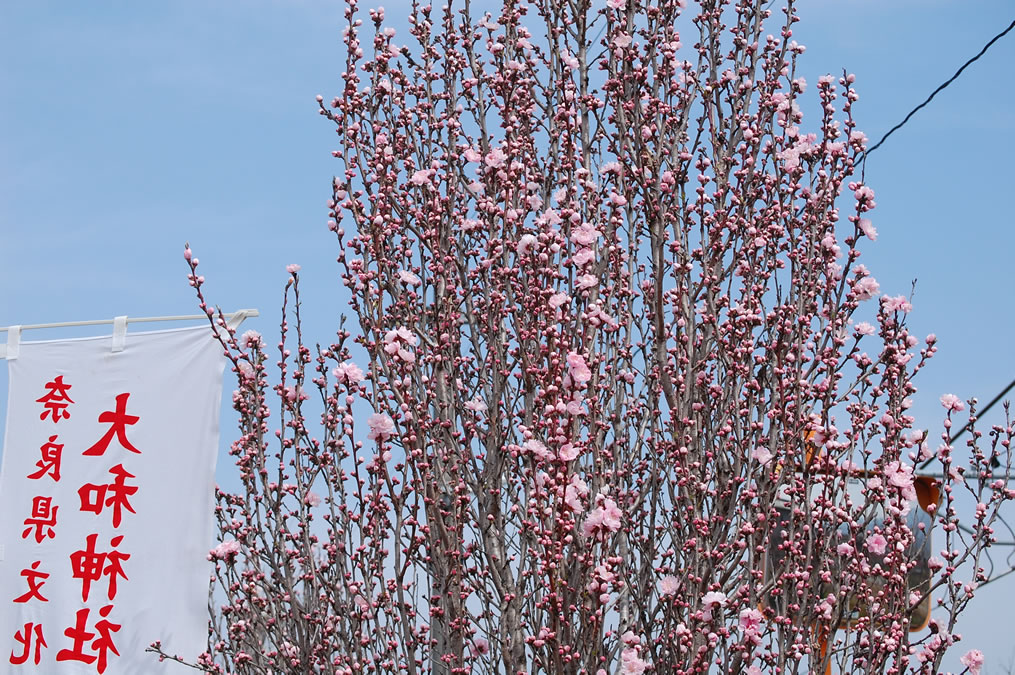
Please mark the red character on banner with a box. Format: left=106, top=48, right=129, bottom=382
left=69, top=534, right=130, bottom=602
left=13, top=561, right=49, bottom=603
left=21, top=496, right=58, bottom=543
left=78, top=464, right=138, bottom=528
left=55, top=606, right=120, bottom=674
left=9, top=622, right=46, bottom=666
left=36, top=375, right=74, bottom=424
left=27, top=435, right=63, bottom=482
left=83, top=393, right=140, bottom=456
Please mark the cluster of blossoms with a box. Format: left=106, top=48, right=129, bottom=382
left=159, top=1, right=1015, bottom=674
left=382, top=326, right=418, bottom=364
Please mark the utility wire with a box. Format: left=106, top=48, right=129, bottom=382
left=919, top=381, right=1015, bottom=471
left=840, top=15, right=1015, bottom=586
left=947, top=379, right=1015, bottom=446
left=862, top=17, right=1015, bottom=161
left=863, top=17, right=1015, bottom=470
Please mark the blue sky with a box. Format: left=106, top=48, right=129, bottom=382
left=2, top=0, right=1013, bottom=670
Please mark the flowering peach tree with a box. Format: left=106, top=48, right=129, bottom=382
left=153, top=0, right=1014, bottom=673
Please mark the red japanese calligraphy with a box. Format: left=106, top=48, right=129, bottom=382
left=13, top=561, right=49, bottom=604
left=55, top=608, right=94, bottom=667
left=27, top=435, right=63, bottom=482
left=9, top=622, right=46, bottom=666
left=78, top=464, right=138, bottom=528
left=21, top=496, right=58, bottom=543
left=36, top=375, right=74, bottom=424
left=83, top=393, right=140, bottom=456
left=69, top=534, right=130, bottom=602
left=90, top=606, right=120, bottom=674
left=55, top=606, right=120, bottom=674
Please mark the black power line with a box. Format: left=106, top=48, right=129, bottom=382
left=862, top=17, right=1015, bottom=161
left=859, top=16, right=1015, bottom=471
left=918, top=379, right=1015, bottom=471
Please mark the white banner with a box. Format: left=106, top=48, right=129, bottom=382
left=0, top=326, right=224, bottom=673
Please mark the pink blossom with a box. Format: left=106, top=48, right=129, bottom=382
left=395, top=327, right=417, bottom=344
left=701, top=591, right=727, bottom=620
left=600, top=498, right=622, bottom=530
left=524, top=439, right=553, bottom=461
left=485, top=147, right=507, bottom=169
left=304, top=491, right=322, bottom=507
left=658, top=575, right=679, bottom=596
left=333, top=361, right=364, bottom=384
left=384, top=327, right=418, bottom=358
left=576, top=274, right=598, bottom=290
left=751, top=446, right=772, bottom=465
left=607, top=0, right=625, bottom=8
left=560, top=49, right=580, bottom=71
left=573, top=248, right=595, bottom=265
left=549, top=292, right=570, bottom=309
left=240, top=330, right=262, bottom=348
left=566, top=352, right=593, bottom=383
left=854, top=185, right=875, bottom=202
left=237, top=360, right=255, bottom=379
left=881, top=294, right=912, bottom=313
left=601, top=161, right=622, bottom=174
left=286, top=263, right=301, bottom=274
left=566, top=399, right=585, bottom=415
left=582, top=496, right=622, bottom=536
left=582, top=510, right=605, bottom=536
left=836, top=543, right=854, bottom=556
left=852, top=276, right=880, bottom=301
left=472, top=637, right=490, bottom=656
left=565, top=476, right=588, bottom=512
left=209, top=540, right=241, bottom=561
left=398, top=269, right=421, bottom=286
left=613, top=33, right=632, bottom=48
left=517, top=234, right=537, bottom=255
left=571, top=223, right=602, bottom=245
left=858, top=218, right=877, bottom=241
left=854, top=321, right=875, bottom=336
left=960, top=649, right=984, bottom=675
left=620, top=647, right=648, bottom=674
left=464, top=397, right=487, bottom=413
left=739, top=608, right=763, bottom=634
left=462, top=147, right=482, bottom=163
left=866, top=533, right=887, bottom=556
left=884, top=460, right=916, bottom=502
left=559, top=443, right=581, bottom=461
left=409, top=169, right=433, bottom=186
left=367, top=413, right=395, bottom=441
left=941, top=393, right=965, bottom=412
